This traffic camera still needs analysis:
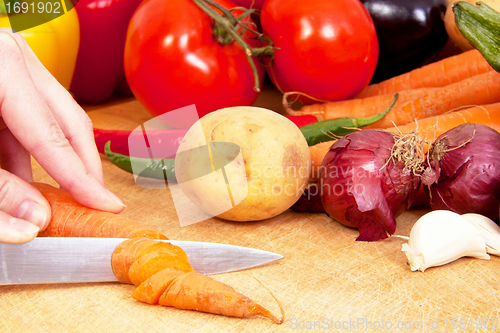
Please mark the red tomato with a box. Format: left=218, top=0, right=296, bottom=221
left=260, top=0, right=379, bottom=102
left=124, top=0, right=264, bottom=128
left=230, top=0, right=266, bottom=9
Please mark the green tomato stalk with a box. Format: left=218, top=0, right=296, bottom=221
left=192, top=0, right=274, bottom=92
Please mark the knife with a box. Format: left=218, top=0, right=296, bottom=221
left=0, top=237, right=283, bottom=285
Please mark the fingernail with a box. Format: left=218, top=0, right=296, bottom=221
left=106, top=189, right=126, bottom=208
left=10, top=219, right=40, bottom=235
left=15, top=200, right=49, bottom=229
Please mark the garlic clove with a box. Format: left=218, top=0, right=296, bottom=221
left=402, top=210, right=490, bottom=272
left=462, top=213, right=500, bottom=256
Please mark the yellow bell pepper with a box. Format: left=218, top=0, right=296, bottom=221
left=0, top=2, right=79, bottom=90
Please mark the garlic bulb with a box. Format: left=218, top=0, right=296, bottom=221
left=462, top=213, right=500, bottom=256
left=401, top=210, right=490, bottom=272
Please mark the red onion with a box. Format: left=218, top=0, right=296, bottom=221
left=291, top=184, right=327, bottom=213
left=320, top=129, right=422, bottom=241
left=422, top=123, right=500, bottom=220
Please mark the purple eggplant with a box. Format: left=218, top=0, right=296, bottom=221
left=361, top=0, right=449, bottom=83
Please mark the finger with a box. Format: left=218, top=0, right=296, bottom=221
left=0, top=210, right=40, bottom=243
left=0, top=169, right=51, bottom=231
left=1, top=28, right=105, bottom=185
left=0, top=31, right=125, bottom=213
left=0, top=128, right=33, bottom=182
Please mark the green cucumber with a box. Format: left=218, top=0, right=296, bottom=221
left=453, top=1, right=500, bottom=71
left=0, top=0, right=7, bottom=15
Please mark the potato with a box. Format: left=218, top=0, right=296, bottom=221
left=445, top=0, right=500, bottom=51
left=175, top=106, right=311, bottom=222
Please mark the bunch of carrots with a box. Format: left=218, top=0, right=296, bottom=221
left=33, top=183, right=284, bottom=324
left=292, top=49, right=500, bottom=182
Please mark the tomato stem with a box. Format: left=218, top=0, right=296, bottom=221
left=193, top=0, right=274, bottom=92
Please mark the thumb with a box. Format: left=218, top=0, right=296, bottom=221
left=0, top=170, right=51, bottom=243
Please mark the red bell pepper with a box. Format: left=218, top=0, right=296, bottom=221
left=285, top=115, right=319, bottom=127
left=70, top=0, right=143, bottom=104
left=93, top=128, right=187, bottom=158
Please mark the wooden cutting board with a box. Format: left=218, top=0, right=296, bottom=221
left=1, top=84, right=500, bottom=333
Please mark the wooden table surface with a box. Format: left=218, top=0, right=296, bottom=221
left=1, top=82, right=500, bottom=333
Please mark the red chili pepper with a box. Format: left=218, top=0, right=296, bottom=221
left=93, top=128, right=187, bottom=158
left=70, top=0, right=143, bottom=104
left=285, top=115, right=320, bottom=127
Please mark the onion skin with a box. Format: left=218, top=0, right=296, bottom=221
left=320, top=129, right=421, bottom=241
left=423, top=123, right=500, bottom=220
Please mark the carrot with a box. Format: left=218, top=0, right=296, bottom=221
left=375, top=71, right=500, bottom=129
left=309, top=140, right=336, bottom=182
left=33, top=183, right=168, bottom=240
left=301, top=71, right=500, bottom=130
left=111, top=237, right=191, bottom=284
left=307, top=103, right=500, bottom=181
left=132, top=268, right=184, bottom=304
left=127, top=250, right=194, bottom=286
left=112, top=238, right=284, bottom=323
left=35, top=184, right=284, bottom=323
left=299, top=87, right=436, bottom=120
left=386, top=103, right=500, bottom=151
left=302, top=71, right=500, bottom=128
left=133, top=268, right=284, bottom=324
left=356, top=49, right=494, bottom=98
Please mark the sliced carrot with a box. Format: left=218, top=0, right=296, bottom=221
left=356, top=49, right=493, bottom=98
left=156, top=270, right=283, bottom=323
left=33, top=183, right=168, bottom=240
left=111, top=237, right=190, bottom=284
left=132, top=268, right=184, bottom=304
left=112, top=238, right=149, bottom=284
left=113, top=238, right=284, bottom=323
left=128, top=250, right=193, bottom=286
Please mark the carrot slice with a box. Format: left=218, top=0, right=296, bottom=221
left=111, top=237, right=190, bottom=284
left=128, top=250, right=193, bottom=286
left=132, top=268, right=184, bottom=304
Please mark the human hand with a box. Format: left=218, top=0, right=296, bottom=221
left=0, top=28, right=126, bottom=243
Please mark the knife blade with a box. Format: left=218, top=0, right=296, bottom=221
left=0, top=237, right=283, bottom=285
